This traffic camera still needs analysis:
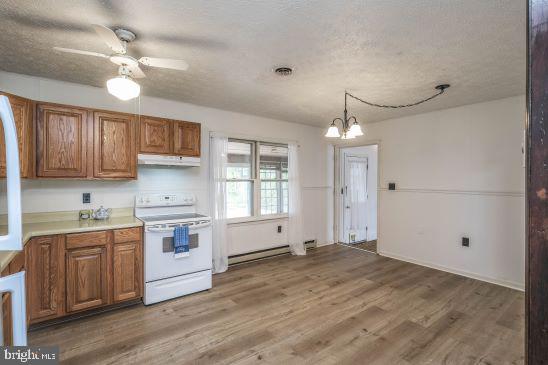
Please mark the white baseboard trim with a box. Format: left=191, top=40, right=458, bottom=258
left=378, top=250, right=524, bottom=291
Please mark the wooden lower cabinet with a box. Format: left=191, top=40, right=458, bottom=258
left=1, top=251, right=26, bottom=345
left=1, top=266, right=13, bottom=345
left=113, top=242, right=142, bottom=302
left=15, top=227, right=143, bottom=329
left=26, top=236, right=64, bottom=323
left=66, top=246, right=109, bottom=312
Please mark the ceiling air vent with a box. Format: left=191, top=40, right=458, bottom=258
left=274, top=67, right=293, bottom=76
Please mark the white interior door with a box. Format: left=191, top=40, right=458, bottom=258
left=342, top=155, right=368, bottom=244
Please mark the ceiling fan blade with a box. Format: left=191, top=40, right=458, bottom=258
left=53, top=47, right=109, bottom=58
left=92, top=24, right=125, bottom=53
left=138, top=57, right=189, bottom=71
left=127, top=64, right=146, bottom=79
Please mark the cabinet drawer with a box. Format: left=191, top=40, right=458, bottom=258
left=66, top=231, right=108, bottom=249
left=114, top=227, right=141, bottom=244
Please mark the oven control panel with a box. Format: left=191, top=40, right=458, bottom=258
left=135, top=193, right=196, bottom=207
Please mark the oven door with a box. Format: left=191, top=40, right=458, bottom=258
left=144, top=222, right=212, bottom=282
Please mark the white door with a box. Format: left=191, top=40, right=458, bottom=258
left=342, top=155, right=368, bottom=244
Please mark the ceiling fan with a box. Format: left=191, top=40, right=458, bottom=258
left=53, top=24, right=189, bottom=100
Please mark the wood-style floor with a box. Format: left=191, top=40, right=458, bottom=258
left=340, top=240, right=378, bottom=253
left=29, top=245, right=524, bottom=364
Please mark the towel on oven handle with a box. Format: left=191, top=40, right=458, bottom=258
left=174, top=225, right=190, bottom=258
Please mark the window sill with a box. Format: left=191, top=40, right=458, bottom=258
left=227, top=214, right=289, bottom=225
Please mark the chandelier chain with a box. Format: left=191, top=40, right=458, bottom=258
left=345, top=85, right=449, bottom=109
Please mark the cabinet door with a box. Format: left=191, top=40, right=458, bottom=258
left=173, top=121, right=200, bottom=156
left=113, top=242, right=142, bottom=302
left=0, top=93, right=32, bottom=178
left=139, top=117, right=171, bottom=154
left=1, top=266, right=12, bottom=345
left=93, top=111, right=136, bottom=179
left=36, top=103, right=88, bottom=177
left=1, top=251, right=26, bottom=344
left=26, top=236, right=64, bottom=323
left=66, top=246, right=108, bottom=312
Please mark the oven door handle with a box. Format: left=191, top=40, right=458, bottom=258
left=146, top=221, right=211, bottom=233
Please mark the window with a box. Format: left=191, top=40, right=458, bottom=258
left=227, top=141, right=254, bottom=218
left=227, top=139, right=289, bottom=219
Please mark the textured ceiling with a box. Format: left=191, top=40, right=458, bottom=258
left=0, top=0, right=525, bottom=126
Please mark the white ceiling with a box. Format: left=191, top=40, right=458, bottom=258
left=0, top=0, right=525, bottom=127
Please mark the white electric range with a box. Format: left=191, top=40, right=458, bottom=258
left=135, top=193, right=212, bottom=305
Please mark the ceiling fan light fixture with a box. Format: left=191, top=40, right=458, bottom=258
left=106, top=75, right=140, bottom=101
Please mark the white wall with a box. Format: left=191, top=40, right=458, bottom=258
left=0, top=71, right=333, bottom=250
left=337, top=96, right=525, bottom=289
left=339, top=145, right=378, bottom=241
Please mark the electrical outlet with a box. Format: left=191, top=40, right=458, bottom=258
left=388, top=182, right=396, bottom=190
left=277, top=225, right=282, bottom=233
left=83, top=193, right=91, bottom=204
left=462, top=237, right=470, bottom=247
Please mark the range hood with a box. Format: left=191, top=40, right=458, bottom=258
left=138, top=154, right=200, bottom=167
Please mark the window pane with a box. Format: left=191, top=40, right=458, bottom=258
left=260, top=180, right=289, bottom=215
left=259, top=144, right=288, bottom=215
left=259, top=144, right=288, bottom=180
left=227, top=181, right=253, bottom=218
left=282, top=181, right=288, bottom=213
left=228, top=141, right=253, bottom=179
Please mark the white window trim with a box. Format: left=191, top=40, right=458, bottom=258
left=227, top=214, right=289, bottom=225
left=227, top=138, right=289, bottom=223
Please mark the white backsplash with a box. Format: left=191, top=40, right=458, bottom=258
left=0, top=165, right=209, bottom=215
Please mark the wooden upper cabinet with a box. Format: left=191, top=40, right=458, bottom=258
left=25, top=236, right=64, bottom=323
left=139, top=117, right=171, bottom=154
left=0, top=92, right=33, bottom=178
left=36, top=103, right=88, bottom=178
left=173, top=121, right=200, bottom=156
left=93, top=111, right=136, bottom=179
left=66, top=246, right=109, bottom=313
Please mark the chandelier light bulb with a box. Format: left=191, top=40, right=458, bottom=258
left=325, top=124, right=341, bottom=138
left=349, top=121, right=364, bottom=136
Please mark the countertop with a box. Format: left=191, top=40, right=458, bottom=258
left=0, top=214, right=143, bottom=272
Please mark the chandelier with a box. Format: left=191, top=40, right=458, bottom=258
left=325, top=84, right=450, bottom=139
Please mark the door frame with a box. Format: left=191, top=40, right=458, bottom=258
left=526, top=1, right=548, bottom=362
left=333, top=140, right=381, bottom=248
